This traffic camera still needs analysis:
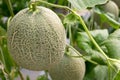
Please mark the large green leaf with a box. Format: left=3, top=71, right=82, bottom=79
left=77, top=29, right=108, bottom=64
left=68, top=0, right=108, bottom=10
left=77, top=29, right=109, bottom=52
left=103, top=39, right=120, bottom=59
left=103, top=29, right=120, bottom=59
left=108, top=29, right=120, bottom=40
left=84, top=65, right=108, bottom=80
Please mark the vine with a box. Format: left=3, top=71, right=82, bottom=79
left=4, top=0, right=14, bottom=17
left=34, top=0, right=109, bottom=62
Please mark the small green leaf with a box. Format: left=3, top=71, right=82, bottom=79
left=68, top=0, right=108, bottom=10
left=63, top=13, right=78, bottom=25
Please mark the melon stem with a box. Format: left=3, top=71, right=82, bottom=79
left=29, top=0, right=37, bottom=11
left=5, top=0, right=14, bottom=17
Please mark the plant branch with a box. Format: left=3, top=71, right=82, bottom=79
left=66, top=44, right=98, bottom=65
left=18, top=70, right=24, bottom=80
left=5, top=0, right=14, bottom=17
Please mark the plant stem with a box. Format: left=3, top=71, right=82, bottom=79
left=29, top=0, right=37, bottom=11
left=0, top=46, right=11, bottom=79
left=5, top=0, right=14, bottom=17
left=0, top=47, right=6, bottom=69
left=18, top=70, right=24, bottom=80
left=35, top=0, right=70, bottom=10
left=68, top=25, right=73, bottom=46
left=66, top=44, right=98, bottom=65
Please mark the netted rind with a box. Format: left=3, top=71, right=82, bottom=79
left=49, top=52, right=85, bottom=80
left=7, top=6, right=66, bottom=70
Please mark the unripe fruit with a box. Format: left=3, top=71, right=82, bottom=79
left=49, top=49, right=85, bottom=80
left=112, top=0, right=120, bottom=8
left=7, top=6, right=66, bottom=71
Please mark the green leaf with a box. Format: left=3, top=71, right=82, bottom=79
left=63, top=13, right=78, bottom=25
left=0, top=26, right=6, bottom=36
left=68, top=0, right=108, bottom=10
left=94, top=8, right=120, bottom=29
left=103, top=39, right=120, bottom=59
left=108, top=29, right=120, bottom=40
left=84, top=65, right=108, bottom=80
left=0, top=38, right=15, bottom=72
left=103, top=29, right=120, bottom=59
left=77, top=29, right=109, bottom=52
left=89, top=49, right=107, bottom=65
left=94, top=65, right=108, bottom=80
left=77, top=29, right=108, bottom=65
left=114, top=70, right=120, bottom=80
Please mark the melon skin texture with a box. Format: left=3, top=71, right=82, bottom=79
left=7, top=6, right=66, bottom=71
left=49, top=49, right=85, bottom=80
left=113, top=0, right=120, bottom=8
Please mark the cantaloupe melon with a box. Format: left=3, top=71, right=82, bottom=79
left=7, top=6, right=66, bottom=71
left=49, top=48, right=85, bottom=80
left=94, top=1, right=119, bottom=28
left=101, top=1, right=119, bottom=19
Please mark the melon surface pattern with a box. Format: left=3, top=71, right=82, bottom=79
left=49, top=49, right=85, bottom=80
left=7, top=6, right=66, bottom=70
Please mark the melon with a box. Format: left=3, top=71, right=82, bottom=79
left=94, top=1, right=119, bottom=28
left=7, top=6, right=66, bottom=70
left=101, top=1, right=119, bottom=19
left=112, top=0, right=120, bottom=8
left=49, top=48, right=85, bottom=80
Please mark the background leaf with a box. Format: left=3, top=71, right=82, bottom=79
left=103, top=39, right=120, bottom=59
left=77, top=29, right=109, bottom=52
left=114, top=70, right=120, bottom=80
left=68, top=0, right=108, bottom=10
left=84, top=65, right=108, bottom=80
